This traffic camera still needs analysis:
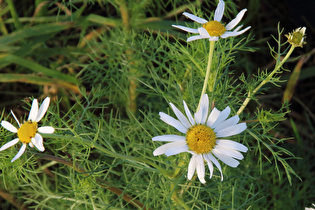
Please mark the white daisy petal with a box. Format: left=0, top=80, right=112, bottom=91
left=170, top=103, right=191, bottom=128
left=209, top=36, right=219, bottom=41
left=183, top=100, right=195, bottom=125
left=216, top=123, right=247, bottom=137
left=205, top=152, right=223, bottom=181
left=152, top=135, right=186, bottom=142
left=152, top=94, right=247, bottom=183
left=214, top=115, right=240, bottom=133
left=159, top=112, right=187, bottom=133
left=212, top=150, right=240, bottom=168
left=225, top=9, right=247, bottom=30
left=203, top=154, right=214, bottom=178
left=210, top=106, right=231, bottom=129
left=233, top=25, right=243, bottom=32
left=213, top=145, right=244, bottom=160
left=29, top=142, right=34, bottom=148
left=187, top=35, right=204, bottom=42
left=207, top=108, right=221, bottom=127
left=198, top=27, right=210, bottom=38
left=196, top=154, right=206, bottom=184
left=0, top=138, right=20, bottom=151
left=153, top=141, right=186, bottom=156
left=31, top=138, right=37, bottom=148
left=187, top=154, right=197, bottom=180
left=220, top=31, right=235, bottom=38
left=200, top=94, right=209, bottom=124
left=11, top=143, right=26, bottom=162
left=234, top=26, right=251, bottom=34
left=28, top=99, right=38, bottom=122
left=36, top=97, right=50, bottom=122
left=10, top=110, right=20, bottom=127
left=183, top=12, right=207, bottom=24
left=221, top=32, right=234, bottom=38
left=221, top=26, right=251, bottom=38
left=216, top=140, right=248, bottom=152
left=1, top=121, right=18, bottom=133
left=173, top=2, right=249, bottom=43
left=165, top=144, right=189, bottom=156
left=194, top=113, right=201, bottom=125
left=172, top=25, right=199, bottom=33
left=214, top=0, right=225, bottom=22
left=33, top=133, right=45, bottom=152
left=38, top=126, right=55, bottom=134
left=195, top=94, right=209, bottom=124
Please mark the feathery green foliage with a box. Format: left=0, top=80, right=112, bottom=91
left=0, top=0, right=314, bottom=209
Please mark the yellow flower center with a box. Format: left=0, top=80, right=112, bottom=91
left=17, top=121, right=38, bottom=143
left=291, top=32, right=303, bottom=45
left=186, top=125, right=216, bottom=154
left=203, top=20, right=226, bottom=36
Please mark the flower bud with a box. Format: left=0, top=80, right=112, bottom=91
left=285, top=27, right=306, bottom=47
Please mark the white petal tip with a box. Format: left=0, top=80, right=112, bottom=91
left=1, top=121, right=18, bottom=133
left=38, top=126, right=55, bottom=134
left=153, top=151, right=160, bottom=156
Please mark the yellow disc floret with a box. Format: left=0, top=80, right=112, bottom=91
left=17, top=121, right=38, bottom=143
left=203, top=21, right=226, bottom=36
left=186, top=125, right=216, bottom=154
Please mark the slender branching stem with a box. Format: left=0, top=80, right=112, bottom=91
left=237, top=45, right=296, bottom=115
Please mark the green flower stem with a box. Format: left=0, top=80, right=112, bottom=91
left=237, top=45, right=296, bottom=115
left=197, top=40, right=215, bottom=111
left=43, top=134, right=172, bottom=178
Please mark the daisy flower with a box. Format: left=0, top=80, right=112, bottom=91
left=0, top=97, right=55, bottom=162
left=172, top=0, right=251, bottom=42
left=285, top=27, right=306, bottom=47
left=152, top=94, right=248, bottom=183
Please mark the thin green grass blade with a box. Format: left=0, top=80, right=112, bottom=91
left=0, top=54, right=77, bottom=84
left=0, top=22, right=72, bottom=46
left=86, top=14, right=121, bottom=27
left=6, top=0, right=22, bottom=30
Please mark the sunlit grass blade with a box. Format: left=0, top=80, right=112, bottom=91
left=86, top=14, right=121, bottom=27
left=282, top=57, right=304, bottom=103
left=0, top=54, right=77, bottom=84
left=283, top=50, right=315, bottom=102
left=0, top=73, right=80, bottom=93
